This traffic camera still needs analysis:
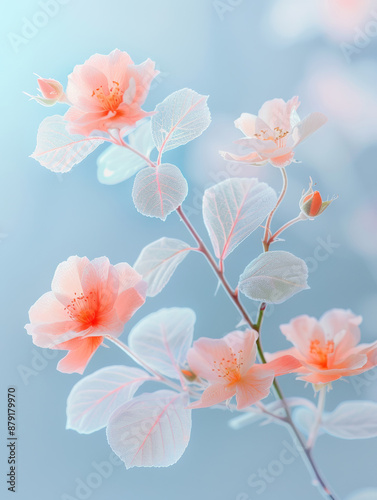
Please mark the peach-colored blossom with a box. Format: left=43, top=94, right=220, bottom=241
left=26, top=76, right=66, bottom=107
left=64, top=49, right=158, bottom=136
left=270, top=309, right=377, bottom=384
left=221, top=97, right=327, bottom=168
left=25, top=256, right=147, bottom=374
left=187, top=330, right=301, bottom=409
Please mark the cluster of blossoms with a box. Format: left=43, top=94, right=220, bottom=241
left=25, top=49, right=377, bottom=499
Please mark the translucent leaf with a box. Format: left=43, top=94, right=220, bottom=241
left=97, top=121, right=155, bottom=185
left=66, top=366, right=150, bottom=434
left=132, top=163, right=188, bottom=220
left=323, top=401, right=377, bottom=439
left=202, top=178, right=277, bottom=260
left=293, top=400, right=377, bottom=441
left=106, top=390, right=191, bottom=468
left=239, top=250, right=309, bottom=304
left=230, top=397, right=316, bottom=430
left=151, top=88, right=211, bottom=158
left=31, top=115, right=104, bottom=173
left=128, top=308, right=195, bottom=379
left=134, top=237, right=192, bottom=297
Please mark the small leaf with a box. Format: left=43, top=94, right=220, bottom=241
left=151, top=88, right=211, bottom=159
left=202, top=178, right=277, bottom=260
left=66, top=366, right=150, bottom=434
left=231, top=397, right=316, bottom=430
left=134, top=237, right=192, bottom=297
left=293, top=400, right=377, bottom=441
left=239, top=250, right=309, bottom=304
left=323, top=401, right=377, bottom=439
left=106, top=390, right=191, bottom=468
left=97, top=121, right=155, bottom=185
left=31, top=115, right=103, bottom=172
left=132, top=163, right=188, bottom=220
left=128, top=307, right=195, bottom=379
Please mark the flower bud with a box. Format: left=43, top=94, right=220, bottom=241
left=25, top=76, right=66, bottom=107
left=300, top=179, right=335, bottom=218
left=181, top=368, right=197, bottom=382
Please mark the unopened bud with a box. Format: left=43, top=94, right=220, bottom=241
left=181, top=369, right=197, bottom=382
left=25, top=76, right=66, bottom=107
left=300, top=178, right=336, bottom=218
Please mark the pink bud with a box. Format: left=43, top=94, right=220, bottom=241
left=37, top=78, right=64, bottom=100
left=25, top=76, right=66, bottom=107
left=299, top=178, right=336, bottom=218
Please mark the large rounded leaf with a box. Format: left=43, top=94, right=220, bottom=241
left=128, top=307, right=195, bottom=379
left=203, top=177, right=277, bottom=260
left=151, top=88, right=211, bottom=159
left=134, top=237, right=193, bottom=297
left=132, top=163, right=188, bottom=220
left=31, top=115, right=103, bottom=172
left=66, top=366, right=150, bottom=434
left=323, top=401, right=377, bottom=439
left=107, top=390, right=191, bottom=468
left=239, top=251, right=309, bottom=304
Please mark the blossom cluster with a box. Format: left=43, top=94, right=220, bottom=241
left=25, top=49, right=377, bottom=498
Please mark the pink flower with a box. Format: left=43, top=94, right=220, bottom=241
left=221, top=97, right=327, bottom=168
left=26, top=76, right=66, bottom=107
left=270, top=309, right=377, bottom=384
left=64, top=49, right=158, bottom=136
left=187, top=330, right=301, bottom=409
left=25, top=256, right=147, bottom=374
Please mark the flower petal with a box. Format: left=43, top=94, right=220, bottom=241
left=291, top=112, right=327, bottom=146
left=258, top=97, right=300, bottom=131
left=57, top=336, right=104, bottom=374
left=235, top=366, right=274, bottom=410
left=187, top=337, right=231, bottom=382
left=189, top=383, right=235, bottom=409
left=280, top=315, right=326, bottom=358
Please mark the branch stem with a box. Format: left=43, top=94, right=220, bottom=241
left=263, top=167, right=288, bottom=251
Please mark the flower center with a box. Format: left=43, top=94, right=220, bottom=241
left=64, top=291, right=99, bottom=327
left=211, top=348, right=244, bottom=384
left=91, top=81, right=123, bottom=112
left=309, top=339, right=335, bottom=368
left=254, top=127, right=290, bottom=143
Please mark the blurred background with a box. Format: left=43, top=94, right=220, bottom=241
left=1, top=0, right=377, bottom=499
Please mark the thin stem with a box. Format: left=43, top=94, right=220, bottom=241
left=307, top=387, right=326, bottom=450
left=283, top=417, right=337, bottom=500
left=114, top=129, right=157, bottom=169
left=107, top=336, right=183, bottom=393
left=176, top=206, right=253, bottom=329
left=268, top=212, right=307, bottom=246
left=263, top=167, right=288, bottom=251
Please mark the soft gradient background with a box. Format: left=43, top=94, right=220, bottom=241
left=1, top=1, right=377, bottom=499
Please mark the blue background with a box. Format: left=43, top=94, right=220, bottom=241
left=1, top=1, right=377, bottom=499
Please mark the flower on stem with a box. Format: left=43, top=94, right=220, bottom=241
left=25, top=256, right=147, bottom=374
left=300, top=178, right=336, bottom=218
left=25, top=76, right=66, bottom=106
left=187, top=330, right=301, bottom=409
left=64, top=49, right=159, bottom=136
left=269, top=309, right=377, bottom=385
left=220, top=97, right=327, bottom=168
